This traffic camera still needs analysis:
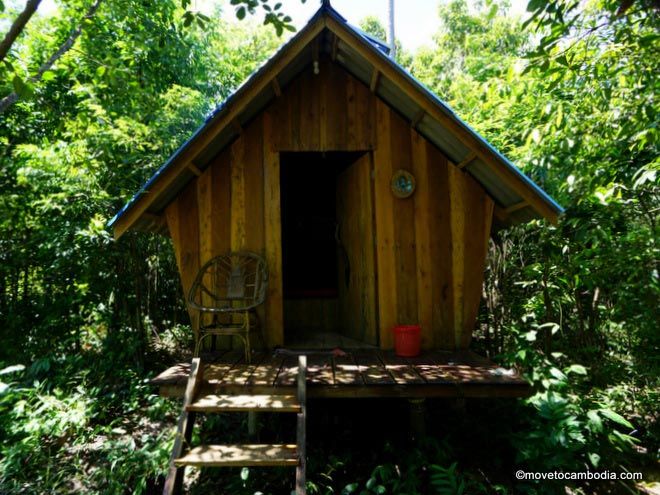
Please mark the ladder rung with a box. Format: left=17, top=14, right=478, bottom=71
left=186, top=394, right=301, bottom=412
left=174, top=444, right=298, bottom=467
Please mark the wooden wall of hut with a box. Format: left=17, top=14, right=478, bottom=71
left=164, top=57, right=494, bottom=350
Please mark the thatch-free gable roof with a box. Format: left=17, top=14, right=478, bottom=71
left=109, top=2, right=563, bottom=239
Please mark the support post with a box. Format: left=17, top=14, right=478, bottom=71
left=296, top=355, right=307, bottom=494
left=408, top=398, right=426, bottom=441
left=247, top=411, right=258, bottom=440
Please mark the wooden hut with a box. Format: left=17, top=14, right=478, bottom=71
left=110, top=4, right=562, bottom=355
left=111, top=4, right=564, bottom=487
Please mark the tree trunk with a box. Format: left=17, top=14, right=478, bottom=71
left=0, top=0, right=42, bottom=63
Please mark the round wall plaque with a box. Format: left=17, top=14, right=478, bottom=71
left=391, top=169, right=416, bottom=198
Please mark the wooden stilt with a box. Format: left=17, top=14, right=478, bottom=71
left=408, top=398, right=426, bottom=441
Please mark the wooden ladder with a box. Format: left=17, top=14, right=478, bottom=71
left=163, top=355, right=307, bottom=495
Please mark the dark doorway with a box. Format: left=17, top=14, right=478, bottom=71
left=280, top=151, right=377, bottom=348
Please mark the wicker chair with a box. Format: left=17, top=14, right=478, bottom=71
left=188, top=252, right=268, bottom=362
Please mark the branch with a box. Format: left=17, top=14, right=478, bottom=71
left=0, top=0, right=42, bottom=63
left=0, top=0, right=103, bottom=114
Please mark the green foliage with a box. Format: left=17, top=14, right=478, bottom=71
left=303, top=438, right=494, bottom=495
left=228, top=0, right=298, bottom=36
left=0, top=355, right=177, bottom=493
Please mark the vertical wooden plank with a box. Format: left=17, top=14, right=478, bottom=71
left=373, top=100, right=397, bottom=349
left=263, top=112, right=284, bottom=347
left=299, top=69, right=320, bottom=150
left=336, top=153, right=378, bottom=345
left=296, top=355, right=307, bottom=494
left=197, top=167, right=213, bottom=266
left=361, top=153, right=378, bottom=345
left=269, top=87, right=288, bottom=151
left=288, top=75, right=302, bottom=150
left=322, top=60, right=347, bottom=150
left=459, top=179, right=494, bottom=348
left=196, top=167, right=214, bottom=335
left=243, top=119, right=266, bottom=337
left=411, top=131, right=434, bottom=349
left=427, top=146, right=454, bottom=349
left=175, top=181, right=200, bottom=338
left=165, top=199, right=182, bottom=270
left=389, top=109, right=418, bottom=326
left=360, top=77, right=376, bottom=149
left=319, top=60, right=328, bottom=151
left=345, top=71, right=357, bottom=149
left=178, top=181, right=200, bottom=306
left=210, top=149, right=231, bottom=258
left=243, top=119, right=265, bottom=252
left=230, top=136, right=246, bottom=251
left=448, top=164, right=466, bottom=348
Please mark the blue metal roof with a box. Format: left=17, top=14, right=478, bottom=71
left=110, top=1, right=563, bottom=232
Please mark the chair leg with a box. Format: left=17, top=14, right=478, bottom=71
left=244, top=311, right=251, bottom=364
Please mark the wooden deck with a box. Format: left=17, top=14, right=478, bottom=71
left=152, top=349, right=530, bottom=399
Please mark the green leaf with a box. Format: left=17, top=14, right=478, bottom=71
left=236, top=6, right=246, bottom=20
left=587, top=410, right=603, bottom=433
left=240, top=466, right=249, bottom=480
left=41, top=70, right=56, bottom=82
left=566, top=364, right=587, bottom=375
left=0, top=364, right=25, bottom=375
left=342, top=483, right=358, bottom=494
left=600, top=409, right=633, bottom=430
left=12, top=75, right=34, bottom=99
left=549, top=367, right=566, bottom=381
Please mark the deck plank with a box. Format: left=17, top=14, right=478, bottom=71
left=333, top=354, right=364, bottom=385
left=353, top=351, right=395, bottom=385
left=220, top=352, right=266, bottom=386
left=306, top=354, right=335, bottom=386
left=407, top=352, right=456, bottom=384
left=379, top=352, right=425, bottom=385
left=204, top=350, right=245, bottom=385
left=429, top=350, right=521, bottom=384
left=274, top=355, right=299, bottom=386
left=246, top=354, right=285, bottom=387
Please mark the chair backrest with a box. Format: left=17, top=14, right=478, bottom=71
left=188, top=252, right=269, bottom=313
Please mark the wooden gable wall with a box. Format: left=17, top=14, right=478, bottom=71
left=164, top=58, right=493, bottom=350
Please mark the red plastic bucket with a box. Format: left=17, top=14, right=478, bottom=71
left=393, top=324, right=421, bottom=357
